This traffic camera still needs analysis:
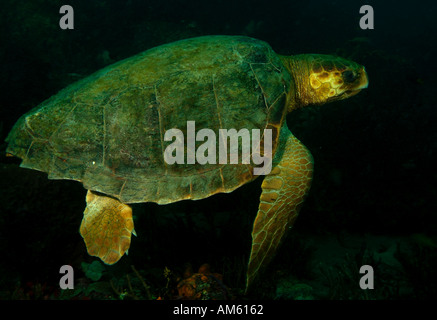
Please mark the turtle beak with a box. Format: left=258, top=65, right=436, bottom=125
left=357, top=66, right=369, bottom=89
left=346, top=66, right=368, bottom=97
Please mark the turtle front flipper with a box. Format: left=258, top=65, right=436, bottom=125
left=80, top=190, right=135, bottom=264
left=246, top=125, right=313, bottom=292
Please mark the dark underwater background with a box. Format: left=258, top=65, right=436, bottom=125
left=0, top=0, right=436, bottom=300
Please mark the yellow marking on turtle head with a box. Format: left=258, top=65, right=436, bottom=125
left=308, top=55, right=368, bottom=104
left=310, top=66, right=347, bottom=95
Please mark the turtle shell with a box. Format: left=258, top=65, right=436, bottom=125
left=6, top=36, right=292, bottom=204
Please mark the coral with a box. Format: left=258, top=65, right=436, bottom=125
left=319, top=246, right=403, bottom=300
left=176, top=263, right=230, bottom=300
left=275, top=278, right=314, bottom=300
left=81, top=261, right=106, bottom=282
left=395, top=237, right=437, bottom=299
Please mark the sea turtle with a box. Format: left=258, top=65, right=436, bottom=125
left=5, top=35, right=368, bottom=291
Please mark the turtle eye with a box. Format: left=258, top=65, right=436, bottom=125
left=342, top=70, right=356, bottom=83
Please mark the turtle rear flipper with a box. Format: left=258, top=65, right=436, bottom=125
left=80, top=190, right=135, bottom=264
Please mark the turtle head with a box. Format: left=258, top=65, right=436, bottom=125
left=285, top=54, right=368, bottom=110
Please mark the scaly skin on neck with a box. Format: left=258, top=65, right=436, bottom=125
left=280, top=54, right=369, bottom=112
